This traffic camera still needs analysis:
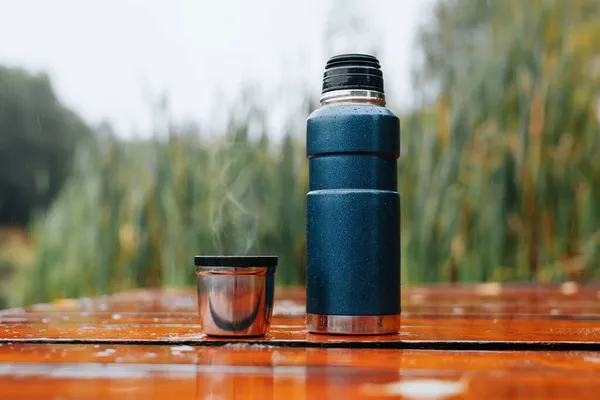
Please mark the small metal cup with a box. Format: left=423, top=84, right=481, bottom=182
left=195, top=256, right=277, bottom=337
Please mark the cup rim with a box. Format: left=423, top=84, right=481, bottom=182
left=194, top=255, right=278, bottom=267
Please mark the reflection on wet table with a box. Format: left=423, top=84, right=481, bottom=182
left=1, top=285, right=600, bottom=399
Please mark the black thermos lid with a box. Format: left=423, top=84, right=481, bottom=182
left=321, top=54, right=384, bottom=95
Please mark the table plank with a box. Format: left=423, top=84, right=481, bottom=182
left=2, top=286, right=600, bottom=348
left=0, top=344, right=600, bottom=399
left=2, top=316, right=600, bottom=349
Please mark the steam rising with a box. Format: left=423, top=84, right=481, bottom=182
left=208, top=140, right=261, bottom=255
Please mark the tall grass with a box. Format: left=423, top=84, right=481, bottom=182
left=17, top=117, right=308, bottom=305
left=403, top=0, right=600, bottom=283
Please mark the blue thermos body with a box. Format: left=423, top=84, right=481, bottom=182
left=306, top=54, right=400, bottom=334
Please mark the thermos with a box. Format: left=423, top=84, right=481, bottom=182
left=306, top=54, right=400, bottom=334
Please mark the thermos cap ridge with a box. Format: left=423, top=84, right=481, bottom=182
left=322, top=54, right=385, bottom=95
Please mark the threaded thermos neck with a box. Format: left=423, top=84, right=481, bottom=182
left=320, top=54, right=386, bottom=106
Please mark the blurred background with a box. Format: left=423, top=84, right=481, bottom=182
left=1, top=0, right=599, bottom=307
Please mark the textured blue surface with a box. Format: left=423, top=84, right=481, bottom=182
left=306, top=105, right=400, bottom=156
left=306, top=104, right=400, bottom=316
left=309, top=155, right=397, bottom=191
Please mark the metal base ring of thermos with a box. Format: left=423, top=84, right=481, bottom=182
left=306, top=314, right=400, bottom=335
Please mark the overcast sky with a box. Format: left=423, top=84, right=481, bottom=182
left=0, top=0, right=434, bottom=137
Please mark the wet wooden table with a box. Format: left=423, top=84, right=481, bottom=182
left=1, top=284, right=600, bottom=399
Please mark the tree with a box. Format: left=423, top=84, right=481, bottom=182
left=0, top=66, right=90, bottom=225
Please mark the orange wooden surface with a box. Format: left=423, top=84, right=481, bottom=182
left=0, top=285, right=599, bottom=398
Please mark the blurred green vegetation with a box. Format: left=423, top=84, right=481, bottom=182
left=405, top=0, right=600, bottom=283
left=18, top=114, right=309, bottom=304
left=2, top=0, right=600, bottom=306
